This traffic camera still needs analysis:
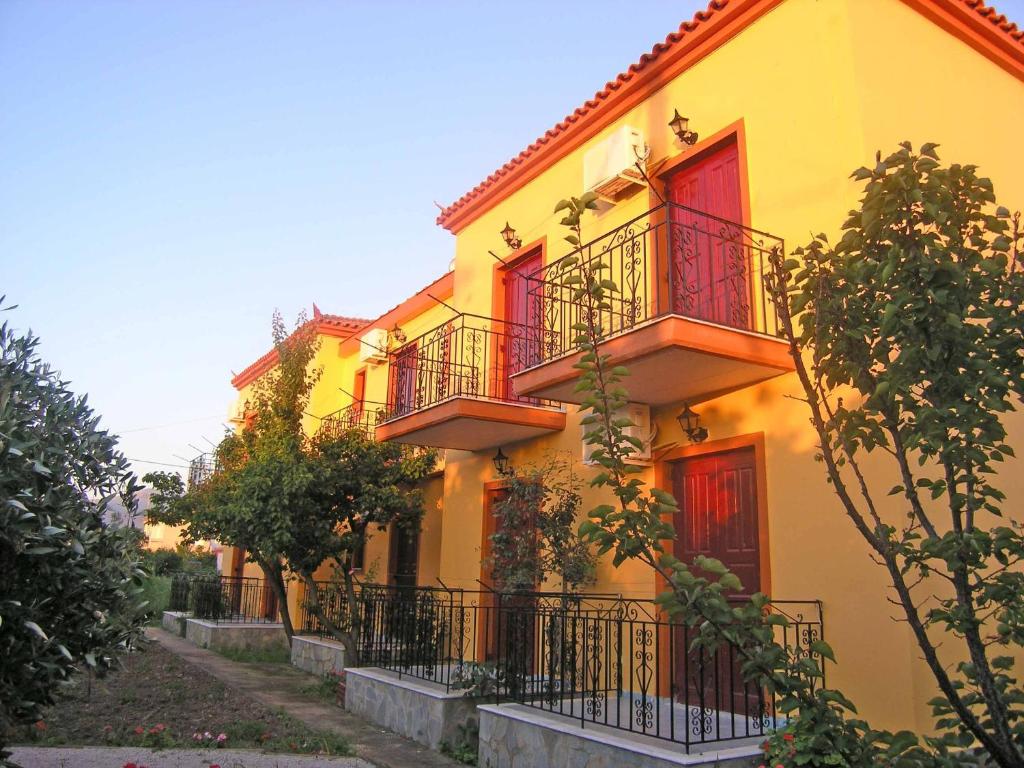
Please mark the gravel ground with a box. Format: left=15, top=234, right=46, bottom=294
left=7, top=746, right=373, bottom=768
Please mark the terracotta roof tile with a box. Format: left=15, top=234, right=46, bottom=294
left=962, top=0, right=1024, bottom=43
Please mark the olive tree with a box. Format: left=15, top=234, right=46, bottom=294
left=0, top=311, right=147, bottom=759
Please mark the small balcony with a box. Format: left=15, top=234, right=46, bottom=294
left=375, top=313, right=565, bottom=451
left=512, top=202, right=795, bottom=406
left=315, top=401, right=386, bottom=441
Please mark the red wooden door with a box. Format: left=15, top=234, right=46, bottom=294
left=352, top=369, right=366, bottom=419
left=667, top=144, right=751, bottom=329
left=391, top=343, right=418, bottom=416
left=671, top=448, right=762, bottom=714
left=480, top=487, right=537, bottom=688
left=500, top=251, right=542, bottom=402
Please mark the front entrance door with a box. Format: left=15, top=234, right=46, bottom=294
left=498, top=250, right=542, bottom=403
left=671, top=447, right=762, bottom=713
left=667, top=143, right=751, bottom=329
left=388, top=524, right=420, bottom=588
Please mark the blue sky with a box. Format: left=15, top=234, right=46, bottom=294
left=2, top=0, right=1023, bottom=478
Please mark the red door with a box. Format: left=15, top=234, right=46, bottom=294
left=671, top=448, right=762, bottom=714
left=667, top=143, right=751, bottom=329
left=391, top=343, right=418, bottom=416
left=499, top=251, right=542, bottom=403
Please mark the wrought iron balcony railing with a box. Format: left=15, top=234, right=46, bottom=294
left=525, top=202, right=785, bottom=363
left=187, top=452, right=219, bottom=491
left=315, top=401, right=386, bottom=440
left=381, top=313, right=559, bottom=422
left=295, top=583, right=823, bottom=753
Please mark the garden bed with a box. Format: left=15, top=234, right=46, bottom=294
left=7, top=639, right=351, bottom=756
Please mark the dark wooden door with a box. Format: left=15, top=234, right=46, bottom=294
left=229, top=548, right=246, bottom=614
left=388, top=524, right=419, bottom=588
left=671, top=448, right=762, bottom=714
left=667, top=143, right=751, bottom=329
left=499, top=250, right=542, bottom=403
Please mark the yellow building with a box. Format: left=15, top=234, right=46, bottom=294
left=206, top=0, right=1024, bottom=748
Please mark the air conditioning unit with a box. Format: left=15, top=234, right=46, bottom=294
left=583, top=126, right=647, bottom=203
left=583, top=403, right=653, bottom=466
left=227, top=401, right=246, bottom=423
left=359, top=328, right=389, bottom=364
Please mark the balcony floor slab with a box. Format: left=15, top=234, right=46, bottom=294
left=513, top=314, right=794, bottom=406
left=375, top=396, right=565, bottom=451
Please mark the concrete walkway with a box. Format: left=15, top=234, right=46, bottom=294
left=143, top=628, right=460, bottom=768
left=9, top=746, right=371, bottom=768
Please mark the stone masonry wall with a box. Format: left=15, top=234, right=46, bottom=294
left=345, top=667, right=482, bottom=751
left=290, top=636, right=346, bottom=678
left=477, top=705, right=760, bottom=768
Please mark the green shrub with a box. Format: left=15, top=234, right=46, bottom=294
left=0, top=313, right=147, bottom=760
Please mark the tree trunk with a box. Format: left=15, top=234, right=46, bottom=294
left=300, top=572, right=360, bottom=667
left=258, top=558, right=294, bottom=645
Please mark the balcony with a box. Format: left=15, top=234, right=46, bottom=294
left=375, top=313, right=565, bottom=451
left=513, top=202, right=795, bottom=406
left=315, top=401, right=386, bottom=441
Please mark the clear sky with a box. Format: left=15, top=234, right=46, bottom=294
left=2, top=0, right=1023, bottom=479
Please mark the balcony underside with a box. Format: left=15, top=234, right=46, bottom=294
left=512, top=315, right=795, bottom=407
left=375, top=397, right=566, bottom=451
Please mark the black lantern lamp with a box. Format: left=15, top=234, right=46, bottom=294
left=500, top=222, right=522, bottom=251
left=669, top=110, right=699, bottom=146
left=492, top=447, right=513, bottom=477
left=677, top=403, right=709, bottom=444
left=389, top=323, right=407, bottom=346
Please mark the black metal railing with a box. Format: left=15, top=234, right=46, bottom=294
left=170, top=574, right=280, bottom=624
left=187, top=452, right=219, bottom=491
left=316, top=401, right=386, bottom=440
left=525, top=202, right=785, bottom=363
left=381, top=313, right=560, bottom=422
left=295, top=582, right=822, bottom=752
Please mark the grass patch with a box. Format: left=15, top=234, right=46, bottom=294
left=7, top=640, right=351, bottom=756
left=215, top=645, right=292, bottom=664
left=299, top=674, right=342, bottom=705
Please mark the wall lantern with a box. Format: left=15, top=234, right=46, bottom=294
left=500, top=222, right=523, bottom=251
left=676, top=403, right=709, bottom=444
left=388, top=323, right=407, bottom=346
left=669, top=110, right=699, bottom=146
left=492, top=447, right=513, bottom=477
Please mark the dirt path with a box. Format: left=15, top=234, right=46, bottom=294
left=9, top=746, right=370, bottom=768
left=145, top=629, right=459, bottom=768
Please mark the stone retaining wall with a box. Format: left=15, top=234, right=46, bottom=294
left=344, top=667, right=481, bottom=751
left=183, top=618, right=287, bottom=653
left=161, top=611, right=188, bottom=637
left=291, top=635, right=347, bottom=678
left=477, top=704, right=761, bottom=768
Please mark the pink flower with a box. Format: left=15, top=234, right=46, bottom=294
left=216, top=733, right=227, bottom=742
left=133, top=726, right=144, bottom=735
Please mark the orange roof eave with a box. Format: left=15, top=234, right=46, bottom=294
left=435, top=0, right=1024, bottom=235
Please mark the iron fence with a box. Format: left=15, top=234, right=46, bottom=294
left=524, top=202, right=785, bottom=364
left=315, top=401, right=387, bottom=440
left=171, top=574, right=279, bottom=624
left=294, top=582, right=822, bottom=752
left=380, top=313, right=560, bottom=422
